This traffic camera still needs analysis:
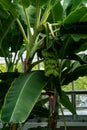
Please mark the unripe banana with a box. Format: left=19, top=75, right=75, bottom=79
left=42, top=50, right=59, bottom=77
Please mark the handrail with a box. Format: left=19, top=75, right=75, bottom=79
left=60, top=90, right=87, bottom=121
left=66, top=90, right=87, bottom=94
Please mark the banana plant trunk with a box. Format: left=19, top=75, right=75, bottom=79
left=10, top=124, right=18, bottom=130
left=48, top=90, right=59, bottom=130
left=23, top=58, right=33, bottom=72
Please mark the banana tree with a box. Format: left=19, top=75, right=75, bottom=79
left=0, top=0, right=87, bottom=130
left=0, top=0, right=64, bottom=129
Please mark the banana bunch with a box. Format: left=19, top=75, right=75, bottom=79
left=42, top=50, right=59, bottom=77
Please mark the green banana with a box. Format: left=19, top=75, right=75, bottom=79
left=42, top=50, right=59, bottom=77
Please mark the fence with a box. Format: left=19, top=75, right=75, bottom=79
left=59, top=90, right=87, bottom=121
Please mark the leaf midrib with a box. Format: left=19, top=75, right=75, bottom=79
left=9, top=72, right=34, bottom=121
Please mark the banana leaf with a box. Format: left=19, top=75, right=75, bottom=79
left=1, top=70, right=48, bottom=123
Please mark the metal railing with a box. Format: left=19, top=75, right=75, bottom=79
left=59, top=90, right=87, bottom=121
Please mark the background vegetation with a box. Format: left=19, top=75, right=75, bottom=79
left=63, top=76, right=87, bottom=91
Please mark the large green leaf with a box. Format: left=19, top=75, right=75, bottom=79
left=62, top=64, right=87, bottom=85
left=64, top=6, right=87, bottom=24
left=0, top=0, right=18, bottom=18
left=0, top=72, right=20, bottom=81
left=71, top=0, right=83, bottom=10
left=0, top=72, right=20, bottom=110
left=19, top=0, right=49, bottom=7
left=58, top=36, right=82, bottom=58
left=65, top=0, right=85, bottom=15
left=0, top=6, right=8, bottom=19
left=58, top=35, right=87, bottom=59
left=0, top=7, right=15, bottom=55
left=0, top=17, right=14, bottom=47
left=31, top=0, right=54, bottom=7
left=77, top=41, right=87, bottom=52
left=48, top=1, right=63, bottom=23
left=40, top=0, right=60, bottom=24
left=30, top=98, right=49, bottom=118
left=18, top=5, right=36, bottom=27
left=31, top=105, right=49, bottom=118
left=18, top=0, right=30, bottom=7
left=60, top=22, right=87, bottom=34
left=0, top=7, right=24, bottom=56
left=1, top=71, right=48, bottom=123
left=0, top=81, right=11, bottom=110
left=67, top=54, right=87, bottom=64
left=4, top=20, right=24, bottom=53
left=59, top=91, right=76, bottom=114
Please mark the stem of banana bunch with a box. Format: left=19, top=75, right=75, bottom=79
left=47, top=76, right=59, bottom=130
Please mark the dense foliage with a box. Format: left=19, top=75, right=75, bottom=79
left=0, top=0, right=87, bottom=130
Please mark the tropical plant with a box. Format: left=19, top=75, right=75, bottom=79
left=0, top=0, right=87, bottom=130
